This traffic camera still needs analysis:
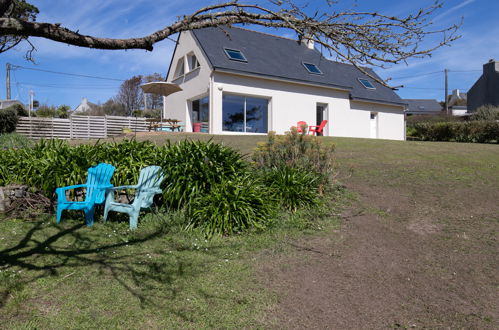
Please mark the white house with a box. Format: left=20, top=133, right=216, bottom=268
left=164, top=27, right=406, bottom=140
left=73, top=97, right=99, bottom=114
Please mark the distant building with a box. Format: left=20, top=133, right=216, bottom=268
left=467, top=59, right=499, bottom=112
left=404, top=99, right=442, bottom=115
left=73, top=97, right=100, bottom=114
left=447, top=89, right=469, bottom=116
left=0, top=99, right=25, bottom=110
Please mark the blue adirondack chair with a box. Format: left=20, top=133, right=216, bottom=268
left=104, top=166, right=164, bottom=229
left=56, top=163, right=115, bottom=226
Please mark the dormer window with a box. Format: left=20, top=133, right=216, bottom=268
left=187, top=53, right=200, bottom=71
left=358, top=78, right=376, bottom=89
left=174, top=58, right=185, bottom=78
left=224, top=48, right=247, bottom=62
left=303, top=62, right=322, bottom=75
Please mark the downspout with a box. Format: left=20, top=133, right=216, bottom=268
left=209, top=73, right=214, bottom=134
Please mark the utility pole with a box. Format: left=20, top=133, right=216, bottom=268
left=29, top=89, right=34, bottom=117
left=444, top=69, right=449, bottom=115
left=6, top=63, right=11, bottom=100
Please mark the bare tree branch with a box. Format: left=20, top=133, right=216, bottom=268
left=0, top=0, right=461, bottom=87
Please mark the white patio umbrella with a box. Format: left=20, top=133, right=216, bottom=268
left=140, top=82, right=182, bottom=123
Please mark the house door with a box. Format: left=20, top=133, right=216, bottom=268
left=370, top=112, right=378, bottom=138
left=316, top=103, right=328, bottom=136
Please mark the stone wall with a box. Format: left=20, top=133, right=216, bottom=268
left=0, top=185, right=29, bottom=213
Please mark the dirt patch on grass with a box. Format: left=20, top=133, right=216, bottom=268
left=259, top=140, right=499, bottom=329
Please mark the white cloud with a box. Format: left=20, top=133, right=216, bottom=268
left=433, top=0, right=476, bottom=21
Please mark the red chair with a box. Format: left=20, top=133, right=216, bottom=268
left=296, top=121, right=307, bottom=133
left=308, top=120, right=328, bottom=136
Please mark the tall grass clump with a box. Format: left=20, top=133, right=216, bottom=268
left=260, top=166, right=322, bottom=212
left=0, top=139, right=165, bottom=197
left=160, top=139, right=247, bottom=209
left=186, top=175, right=274, bottom=237
left=0, top=133, right=32, bottom=149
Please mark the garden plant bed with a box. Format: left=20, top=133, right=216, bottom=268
left=0, top=136, right=497, bottom=328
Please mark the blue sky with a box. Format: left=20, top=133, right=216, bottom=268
left=1, top=0, right=498, bottom=109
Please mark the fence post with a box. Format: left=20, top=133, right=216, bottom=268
left=70, top=116, right=73, bottom=139
left=104, top=115, right=108, bottom=138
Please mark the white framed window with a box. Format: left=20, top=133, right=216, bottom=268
left=224, top=48, right=247, bottom=62
left=187, top=53, right=200, bottom=71
left=303, top=62, right=322, bottom=74
left=359, top=78, right=376, bottom=89
left=173, top=58, right=185, bottom=78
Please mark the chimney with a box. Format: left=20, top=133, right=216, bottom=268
left=299, top=34, right=315, bottom=50
left=484, top=59, right=498, bottom=76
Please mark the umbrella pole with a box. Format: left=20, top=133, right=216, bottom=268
left=161, top=96, right=165, bottom=128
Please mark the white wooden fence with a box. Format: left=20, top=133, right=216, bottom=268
left=16, top=115, right=148, bottom=139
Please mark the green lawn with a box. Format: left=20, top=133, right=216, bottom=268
left=2, top=134, right=498, bottom=329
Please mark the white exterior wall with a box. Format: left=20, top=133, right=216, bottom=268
left=212, top=71, right=351, bottom=136
left=350, top=101, right=405, bottom=140
left=165, top=31, right=213, bottom=132
left=212, top=72, right=405, bottom=140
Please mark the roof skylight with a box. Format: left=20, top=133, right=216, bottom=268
left=224, top=48, right=247, bottom=62
left=358, top=78, right=376, bottom=89
left=303, top=62, right=322, bottom=74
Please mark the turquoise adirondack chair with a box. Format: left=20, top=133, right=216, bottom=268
left=56, top=163, right=115, bottom=226
left=103, top=166, right=164, bottom=229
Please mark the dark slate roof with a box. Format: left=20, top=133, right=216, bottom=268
left=191, top=27, right=405, bottom=106
left=404, top=99, right=442, bottom=114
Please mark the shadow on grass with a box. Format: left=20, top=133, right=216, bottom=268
left=0, top=217, right=218, bottom=316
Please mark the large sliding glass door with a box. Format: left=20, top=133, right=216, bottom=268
left=222, top=94, right=268, bottom=133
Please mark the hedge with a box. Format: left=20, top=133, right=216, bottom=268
left=0, top=108, right=19, bottom=134
left=410, top=120, right=499, bottom=143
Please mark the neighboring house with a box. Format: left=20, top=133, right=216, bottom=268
left=73, top=97, right=100, bottom=114
left=451, top=105, right=469, bottom=117
left=404, top=99, right=442, bottom=116
left=447, top=89, right=469, bottom=116
left=164, top=26, right=406, bottom=140
left=467, top=59, right=499, bottom=112
left=0, top=99, right=25, bottom=110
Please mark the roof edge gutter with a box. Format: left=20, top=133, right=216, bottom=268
left=350, top=96, right=407, bottom=108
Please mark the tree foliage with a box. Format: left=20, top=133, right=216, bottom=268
left=0, top=0, right=460, bottom=86
left=115, top=75, right=143, bottom=116
left=35, top=104, right=71, bottom=118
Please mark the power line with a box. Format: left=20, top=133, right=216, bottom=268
left=448, top=69, right=482, bottom=73
left=390, top=69, right=481, bottom=80
left=17, top=81, right=119, bottom=89
left=403, top=86, right=468, bottom=90
left=390, top=70, right=442, bottom=80
left=10, top=64, right=125, bottom=82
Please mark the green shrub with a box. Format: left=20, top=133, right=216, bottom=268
left=0, top=139, right=247, bottom=205
left=406, top=114, right=462, bottom=128
left=261, top=166, right=321, bottom=211
left=471, top=105, right=499, bottom=121
left=0, top=139, right=166, bottom=198
left=160, top=139, right=247, bottom=209
left=252, top=129, right=336, bottom=186
left=186, top=175, right=275, bottom=237
left=0, top=108, right=19, bottom=134
left=5, top=103, right=29, bottom=117
left=411, top=121, right=499, bottom=143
